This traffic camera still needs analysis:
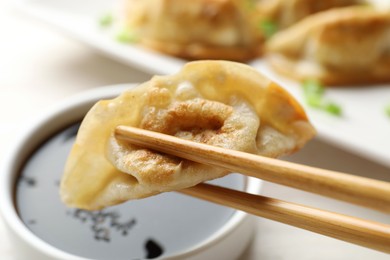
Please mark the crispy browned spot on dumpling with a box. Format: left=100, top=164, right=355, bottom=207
left=122, top=0, right=263, bottom=61
left=266, top=6, right=390, bottom=85
left=60, top=60, right=315, bottom=210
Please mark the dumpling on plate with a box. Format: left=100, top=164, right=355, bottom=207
left=255, top=0, right=361, bottom=30
left=60, top=60, right=316, bottom=210
left=265, top=6, right=390, bottom=85
left=121, top=0, right=263, bottom=61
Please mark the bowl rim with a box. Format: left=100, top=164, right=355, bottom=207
left=0, top=84, right=262, bottom=260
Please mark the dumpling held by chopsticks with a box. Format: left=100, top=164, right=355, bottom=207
left=60, top=60, right=315, bottom=210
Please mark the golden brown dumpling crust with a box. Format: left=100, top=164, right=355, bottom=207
left=266, top=6, right=390, bottom=85
left=60, top=61, right=315, bottom=210
left=123, top=0, right=263, bottom=61
left=256, top=0, right=361, bottom=29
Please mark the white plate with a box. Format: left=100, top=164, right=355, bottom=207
left=14, top=0, right=390, bottom=168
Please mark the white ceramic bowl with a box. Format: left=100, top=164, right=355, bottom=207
left=0, top=85, right=262, bottom=260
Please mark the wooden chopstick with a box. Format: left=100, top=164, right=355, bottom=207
left=114, top=126, right=390, bottom=252
left=115, top=125, right=390, bottom=213
left=180, top=183, right=390, bottom=253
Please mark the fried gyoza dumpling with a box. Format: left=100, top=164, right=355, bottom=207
left=256, top=0, right=361, bottom=30
left=60, top=61, right=315, bottom=210
left=122, top=0, right=263, bottom=61
left=266, top=6, right=390, bottom=85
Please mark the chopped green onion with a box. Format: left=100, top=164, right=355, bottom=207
left=385, top=104, right=390, bottom=118
left=116, top=29, right=138, bottom=43
left=302, top=79, right=325, bottom=97
left=306, top=95, right=323, bottom=108
left=324, top=102, right=342, bottom=116
left=99, top=13, right=113, bottom=27
left=301, top=79, right=342, bottom=116
left=259, top=20, right=278, bottom=39
left=302, top=79, right=324, bottom=108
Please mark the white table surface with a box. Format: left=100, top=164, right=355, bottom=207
left=0, top=1, right=389, bottom=259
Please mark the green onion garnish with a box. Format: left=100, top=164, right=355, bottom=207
left=301, top=79, right=342, bottom=116
left=385, top=104, right=390, bottom=118
left=116, top=29, right=138, bottom=43
left=99, top=13, right=113, bottom=27
left=259, top=20, right=278, bottom=39
left=302, top=79, right=324, bottom=108
left=324, top=102, right=342, bottom=116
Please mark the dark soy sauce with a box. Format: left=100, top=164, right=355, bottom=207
left=15, top=123, right=246, bottom=259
